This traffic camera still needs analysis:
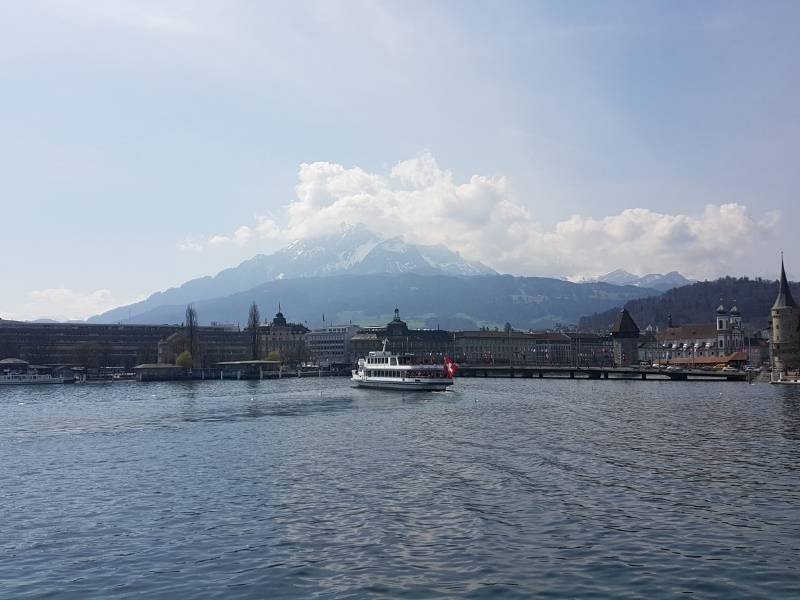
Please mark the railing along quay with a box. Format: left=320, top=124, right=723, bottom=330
left=456, top=365, right=749, bottom=382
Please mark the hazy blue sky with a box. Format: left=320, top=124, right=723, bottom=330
left=1, top=1, right=798, bottom=320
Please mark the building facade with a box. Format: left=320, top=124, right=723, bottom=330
left=714, top=304, right=745, bottom=356
left=349, top=309, right=454, bottom=362
left=157, top=325, right=251, bottom=367
left=0, top=320, right=178, bottom=368
left=258, top=308, right=309, bottom=364
left=454, top=330, right=612, bottom=367
left=306, top=324, right=361, bottom=366
left=654, top=324, right=718, bottom=363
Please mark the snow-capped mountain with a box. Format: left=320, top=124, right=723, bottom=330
left=273, top=226, right=493, bottom=278
left=89, top=224, right=495, bottom=323
left=588, top=269, right=695, bottom=292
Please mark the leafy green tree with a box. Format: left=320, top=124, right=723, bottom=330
left=266, top=350, right=281, bottom=362
left=176, top=350, right=193, bottom=369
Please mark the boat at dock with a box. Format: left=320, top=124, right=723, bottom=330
left=0, top=372, right=74, bottom=385
left=770, top=371, right=800, bottom=385
left=351, top=341, right=458, bottom=391
left=0, top=358, right=74, bottom=385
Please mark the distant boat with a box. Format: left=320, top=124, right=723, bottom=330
left=770, top=371, right=800, bottom=385
left=351, top=340, right=458, bottom=391
left=0, top=358, right=74, bottom=385
left=0, top=372, right=74, bottom=385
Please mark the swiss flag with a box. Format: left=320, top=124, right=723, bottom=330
left=444, top=356, right=460, bottom=379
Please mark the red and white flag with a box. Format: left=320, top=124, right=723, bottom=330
left=443, top=356, right=460, bottom=379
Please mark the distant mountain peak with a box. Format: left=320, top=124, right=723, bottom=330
left=587, top=269, right=696, bottom=292
left=89, top=226, right=496, bottom=323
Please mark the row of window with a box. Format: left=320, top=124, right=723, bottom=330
left=368, top=369, right=443, bottom=379
left=367, top=357, right=393, bottom=364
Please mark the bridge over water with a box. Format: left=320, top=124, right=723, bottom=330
left=457, top=365, right=749, bottom=382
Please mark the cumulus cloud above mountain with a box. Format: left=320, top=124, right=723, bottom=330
left=206, top=152, right=778, bottom=280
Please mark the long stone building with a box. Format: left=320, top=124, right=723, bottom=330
left=346, top=308, right=614, bottom=367
left=0, top=319, right=256, bottom=369
left=0, top=320, right=176, bottom=368
left=349, top=308, right=453, bottom=361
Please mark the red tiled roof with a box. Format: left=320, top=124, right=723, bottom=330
left=657, top=324, right=716, bottom=341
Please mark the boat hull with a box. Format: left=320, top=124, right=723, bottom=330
left=351, top=378, right=453, bottom=392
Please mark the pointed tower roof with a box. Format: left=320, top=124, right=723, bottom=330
left=611, top=308, right=640, bottom=338
left=773, top=256, right=797, bottom=309
left=272, top=303, right=287, bottom=327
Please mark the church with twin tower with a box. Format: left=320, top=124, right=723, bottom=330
left=771, top=256, right=800, bottom=373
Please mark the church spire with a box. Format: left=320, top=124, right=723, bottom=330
left=773, top=253, right=797, bottom=309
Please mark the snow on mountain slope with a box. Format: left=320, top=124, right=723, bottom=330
left=89, top=224, right=496, bottom=323
left=588, top=269, right=695, bottom=292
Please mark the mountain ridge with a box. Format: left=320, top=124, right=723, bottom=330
left=578, top=276, right=796, bottom=332
left=584, top=269, right=695, bottom=292
left=89, top=225, right=495, bottom=323
left=110, top=273, right=661, bottom=331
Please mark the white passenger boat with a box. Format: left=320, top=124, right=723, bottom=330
left=351, top=341, right=458, bottom=391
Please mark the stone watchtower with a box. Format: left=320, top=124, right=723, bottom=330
left=771, top=257, right=800, bottom=373
left=611, top=308, right=640, bottom=367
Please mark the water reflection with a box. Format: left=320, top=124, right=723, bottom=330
left=780, top=390, right=800, bottom=441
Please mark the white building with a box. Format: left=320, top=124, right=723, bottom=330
left=306, top=324, right=361, bottom=366
left=648, top=304, right=747, bottom=364
left=714, top=304, right=745, bottom=356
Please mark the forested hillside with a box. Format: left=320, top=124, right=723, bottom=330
left=578, top=277, right=796, bottom=331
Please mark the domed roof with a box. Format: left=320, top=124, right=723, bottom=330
left=715, top=304, right=726, bottom=314
left=729, top=305, right=740, bottom=315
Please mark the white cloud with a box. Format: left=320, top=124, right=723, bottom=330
left=176, top=237, right=203, bottom=252
left=208, top=225, right=254, bottom=247
left=204, top=152, right=780, bottom=280
left=1, top=288, right=137, bottom=322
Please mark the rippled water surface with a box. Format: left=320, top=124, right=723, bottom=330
left=2, top=378, right=799, bottom=598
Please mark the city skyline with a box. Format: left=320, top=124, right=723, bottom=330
left=2, top=1, right=798, bottom=320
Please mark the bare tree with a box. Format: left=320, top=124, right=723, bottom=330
left=185, top=304, right=199, bottom=367
left=247, top=301, right=261, bottom=360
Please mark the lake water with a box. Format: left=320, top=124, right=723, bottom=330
left=2, top=378, right=799, bottom=598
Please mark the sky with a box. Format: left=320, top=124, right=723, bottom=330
left=1, top=1, right=798, bottom=321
